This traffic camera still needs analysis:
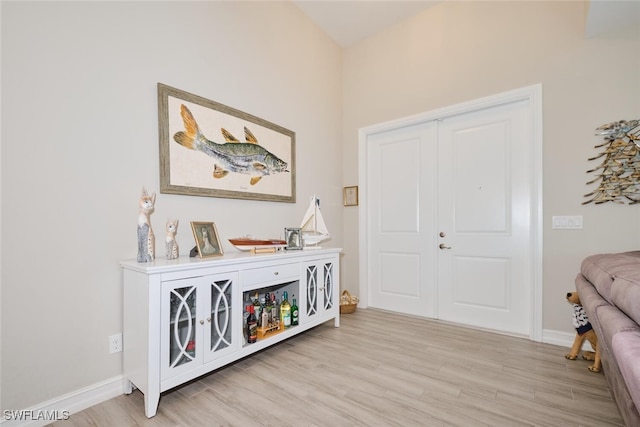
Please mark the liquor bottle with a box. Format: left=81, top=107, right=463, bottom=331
left=243, top=302, right=250, bottom=344
left=280, top=291, right=292, bottom=329
left=247, top=305, right=258, bottom=344
left=271, top=293, right=279, bottom=329
left=260, top=296, right=268, bottom=329
left=291, top=295, right=299, bottom=326
left=264, top=293, right=272, bottom=327
left=253, top=292, right=261, bottom=325
left=261, top=308, right=269, bottom=330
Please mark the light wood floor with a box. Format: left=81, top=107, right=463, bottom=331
left=51, top=309, right=624, bottom=427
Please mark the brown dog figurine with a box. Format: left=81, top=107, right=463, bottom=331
left=565, top=291, right=601, bottom=372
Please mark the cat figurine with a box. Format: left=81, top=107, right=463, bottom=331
left=137, top=187, right=156, bottom=262
left=165, top=219, right=179, bottom=260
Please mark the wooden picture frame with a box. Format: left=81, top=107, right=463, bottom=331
left=343, top=186, right=359, bottom=206
left=158, top=83, right=296, bottom=203
left=190, top=222, right=224, bottom=258
left=284, top=227, right=303, bottom=250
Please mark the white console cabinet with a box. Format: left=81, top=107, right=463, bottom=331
left=121, top=248, right=341, bottom=418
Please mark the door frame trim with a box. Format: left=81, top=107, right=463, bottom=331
left=358, top=84, right=543, bottom=341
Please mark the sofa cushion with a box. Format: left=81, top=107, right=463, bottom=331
left=612, top=331, right=640, bottom=413
left=593, top=305, right=640, bottom=356
left=576, top=273, right=610, bottom=314
left=580, top=251, right=640, bottom=304
left=611, top=275, right=640, bottom=325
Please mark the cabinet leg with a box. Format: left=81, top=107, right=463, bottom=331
left=334, top=315, right=340, bottom=327
left=123, top=379, right=133, bottom=395
left=144, top=391, right=160, bottom=418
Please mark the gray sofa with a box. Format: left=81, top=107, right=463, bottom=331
left=575, top=251, right=640, bottom=426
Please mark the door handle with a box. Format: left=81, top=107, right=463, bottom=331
left=439, top=243, right=451, bottom=250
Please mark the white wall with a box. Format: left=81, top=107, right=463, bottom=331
left=341, top=1, right=640, bottom=336
left=1, top=1, right=342, bottom=412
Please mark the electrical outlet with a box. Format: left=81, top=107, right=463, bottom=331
left=109, top=333, right=122, bottom=354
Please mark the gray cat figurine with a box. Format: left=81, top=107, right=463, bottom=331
left=137, top=187, right=156, bottom=262
left=165, top=219, right=179, bottom=260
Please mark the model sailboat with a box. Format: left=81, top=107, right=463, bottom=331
left=300, top=195, right=330, bottom=247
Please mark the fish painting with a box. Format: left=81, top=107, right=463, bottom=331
left=173, top=104, right=289, bottom=185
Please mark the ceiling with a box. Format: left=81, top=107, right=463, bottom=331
left=292, top=0, right=640, bottom=48
left=292, top=0, right=440, bottom=47
left=584, top=0, right=640, bottom=38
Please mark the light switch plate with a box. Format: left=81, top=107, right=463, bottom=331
left=552, top=215, right=583, bottom=229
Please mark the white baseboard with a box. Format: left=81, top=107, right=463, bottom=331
left=543, top=328, right=594, bottom=352
left=1, top=376, right=125, bottom=427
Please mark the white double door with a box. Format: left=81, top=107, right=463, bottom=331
left=365, top=95, right=536, bottom=336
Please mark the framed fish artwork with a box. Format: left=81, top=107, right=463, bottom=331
left=158, top=83, right=296, bottom=203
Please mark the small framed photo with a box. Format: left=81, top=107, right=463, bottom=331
left=190, top=222, right=224, bottom=258
left=343, top=186, right=359, bottom=206
left=284, top=227, right=303, bottom=250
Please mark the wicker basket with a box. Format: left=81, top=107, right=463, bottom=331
left=340, top=290, right=359, bottom=314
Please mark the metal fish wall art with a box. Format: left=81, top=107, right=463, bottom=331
left=584, top=119, right=640, bottom=205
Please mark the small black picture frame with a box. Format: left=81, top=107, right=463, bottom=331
left=284, top=227, right=303, bottom=250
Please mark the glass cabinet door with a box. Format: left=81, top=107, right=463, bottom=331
left=323, top=262, right=335, bottom=311
left=162, top=274, right=240, bottom=380
left=161, top=278, right=202, bottom=380
left=204, top=274, right=239, bottom=362
left=305, top=264, right=318, bottom=319
left=303, top=260, right=336, bottom=324
left=169, top=285, right=197, bottom=368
